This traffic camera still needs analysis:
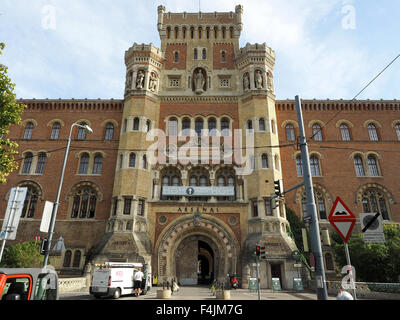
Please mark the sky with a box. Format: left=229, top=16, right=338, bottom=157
left=1, top=0, right=399, bottom=100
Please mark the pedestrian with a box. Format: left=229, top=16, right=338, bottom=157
left=336, top=289, right=354, bottom=300
left=133, top=267, right=144, bottom=297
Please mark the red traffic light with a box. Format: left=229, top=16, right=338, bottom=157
left=255, top=245, right=261, bottom=256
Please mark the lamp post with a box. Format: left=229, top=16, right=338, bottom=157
left=42, top=122, right=93, bottom=268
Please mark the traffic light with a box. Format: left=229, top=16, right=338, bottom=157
left=260, top=246, right=267, bottom=260
left=255, top=245, right=261, bottom=257
left=40, top=238, right=48, bottom=255
left=274, top=180, right=283, bottom=197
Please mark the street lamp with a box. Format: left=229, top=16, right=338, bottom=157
left=42, top=122, right=93, bottom=268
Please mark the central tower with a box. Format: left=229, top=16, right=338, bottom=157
left=93, top=5, right=299, bottom=290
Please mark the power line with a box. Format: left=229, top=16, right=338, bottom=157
left=307, top=53, right=400, bottom=142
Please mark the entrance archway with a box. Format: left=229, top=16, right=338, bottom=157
left=156, top=215, right=239, bottom=285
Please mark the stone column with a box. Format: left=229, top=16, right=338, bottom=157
left=249, top=68, right=255, bottom=90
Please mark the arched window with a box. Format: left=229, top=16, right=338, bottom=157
left=23, top=122, right=34, bottom=140
left=142, top=155, right=147, bottom=169
left=174, top=51, right=179, bottom=63
left=145, top=120, right=151, bottom=133
left=259, top=118, right=266, bottom=131
left=285, top=124, right=295, bottom=141
left=247, top=120, right=253, bottom=130
left=395, top=123, right=400, bottom=141
left=261, top=154, right=268, bottom=169
left=221, top=51, right=226, bottom=63
left=325, top=253, right=334, bottom=271
left=216, top=167, right=236, bottom=201
left=35, top=152, right=47, bottom=174
left=195, top=118, right=203, bottom=136
left=367, top=155, right=379, bottom=176
left=21, top=186, right=38, bottom=218
left=310, top=155, right=321, bottom=176
left=104, top=122, right=114, bottom=140
left=221, top=118, right=230, bottom=136
left=129, top=153, right=136, bottom=167
left=354, top=155, right=365, bottom=176
left=194, top=48, right=198, bottom=60
left=71, top=187, right=97, bottom=219
left=362, top=188, right=390, bottom=220
left=50, top=122, right=61, bottom=140
left=161, top=167, right=181, bottom=200
left=202, top=48, right=206, bottom=60
left=208, top=118, right=216, bottom=136
left=312, top=124, right=323, bottom=141
left=92, top=154, right=103, bottom=174
left=119, top=154, right=124, bottom=169
left=22, top=152, right=33, bottom=174
left=72, top=250, right=81, bottom=268
left=189, top=176, right=197, bottom=186
left=368, top=123, right=379, bottom=141
left=182, top=118, right=191, bottom=135
left=296, top=156, right=303, bottom=176
left=76, top=122, right=88, bottom=140
left=168, top=118, right=178, bottom=136
left=316, top=192, right=327, bottom=219
left=133, top=117, right=140, bottom=131
left=63, top=250, right=72, bottom=267
left=340, top=124, right=351, bottom=141
left=79, top=153, right=90, bottom=174
left=301, top=189, right=327, bottom=220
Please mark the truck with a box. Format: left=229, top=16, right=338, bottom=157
left=0, top=267, right=59, bottom=300
left=90, top=262, right=151, bottom=299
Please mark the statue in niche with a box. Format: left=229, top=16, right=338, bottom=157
left=193, top=68, right=206, bottom=94
left=255, top=70, right=263, bottom=89
left=136, top=70, right=145, bottom=89
left=267, top=72, right=274, bottom=91
left=149, top=72, right=158, bottom=92
left=243, top=73, right=250, bottom=91
left=126, top=71, right=133, bottom=92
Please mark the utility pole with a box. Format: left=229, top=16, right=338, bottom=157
left=295, top=95, right=328, bottom=300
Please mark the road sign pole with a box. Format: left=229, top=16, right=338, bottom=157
left=344, top=243, right=357, bottom=300
left=295, top=95, right=328, bottom=300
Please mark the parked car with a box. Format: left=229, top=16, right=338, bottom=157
left=0, top=267, right=59, bottom=300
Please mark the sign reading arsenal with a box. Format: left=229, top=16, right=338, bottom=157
left=328, top=197, right=356, bottom=243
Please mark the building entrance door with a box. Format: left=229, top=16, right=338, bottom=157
left=175, top=236, right=215, bottom=286
left=270, top=263, right=282, bottom=288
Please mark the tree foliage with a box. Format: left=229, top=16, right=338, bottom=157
left=333, top=224, right=400, bottom=283
left=0, top=241, right=43, bottom=268
left=0, top=43, right=26, bottom=183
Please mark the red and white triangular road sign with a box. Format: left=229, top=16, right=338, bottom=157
left=328, top=197, right=356, bottom=220
left=328, top=197, right=356, bottom=243
left=330, top=220, right=356, bottom=243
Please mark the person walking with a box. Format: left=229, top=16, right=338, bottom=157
left=133, top=268, right=144, bottom=297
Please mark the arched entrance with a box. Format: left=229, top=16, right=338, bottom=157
left=156, top=215, right=239, bottom=285
left=175, top=236, right=216, bottom=285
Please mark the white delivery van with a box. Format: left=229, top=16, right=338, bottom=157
left=90, top=262, right=151, bottom=299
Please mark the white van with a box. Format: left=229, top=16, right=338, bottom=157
left=90, top=262, right=151, bottom=299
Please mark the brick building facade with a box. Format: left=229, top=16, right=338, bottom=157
left=1, top=6, right=399, bottom=288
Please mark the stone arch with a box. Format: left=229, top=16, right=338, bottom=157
left=355, top=182, right=396, bottom=205
left=156, top=215, right=239, bottom=282
left=10, top=180, right=45, bottom=201
left=66, top=180, right=103, bottom=201
left=294, top=182, right=334, bottom=207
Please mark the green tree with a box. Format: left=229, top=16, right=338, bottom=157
left=0, top=241, right=43, bottom=268
left=286, top=206, right=308, bottom=252
left=0, top=43, right=26, bottom=184
left=333, top=224, right=400, bottom=282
